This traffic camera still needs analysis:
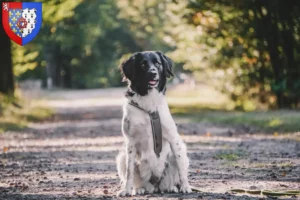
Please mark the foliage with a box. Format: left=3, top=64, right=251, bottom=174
left=0, top=92, right=53, bottom=133
left=13, top=0, right=171, bottom=88
left=186, top=0, right=300, bottom=108
left=11, top=0, right=300, bottom=108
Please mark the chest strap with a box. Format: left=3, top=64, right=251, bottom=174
left=128, top=101, right=162, bottom=157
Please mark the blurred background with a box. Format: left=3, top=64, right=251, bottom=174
left=1, top=0, right=300, bottom=132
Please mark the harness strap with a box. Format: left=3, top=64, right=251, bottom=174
left=128, top=101, right=162, bottom=157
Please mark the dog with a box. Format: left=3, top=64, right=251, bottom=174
left=116, top=51, right=191, bottom=196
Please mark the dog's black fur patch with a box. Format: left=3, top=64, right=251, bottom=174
left=120, top=51, right=174, bottom=96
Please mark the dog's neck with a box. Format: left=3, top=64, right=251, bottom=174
left=126, top=89, right=164, bottom=113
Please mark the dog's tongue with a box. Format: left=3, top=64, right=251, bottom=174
left=149, top=80, right=157, bottom=85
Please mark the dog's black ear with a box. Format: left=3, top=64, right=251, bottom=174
left=119, top=53, right=138, bottom=82
left=156, top=51, right=174, bottom=78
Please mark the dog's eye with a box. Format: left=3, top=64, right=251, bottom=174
left=141, top=63, right=146, bottom=69
left=155, top=62, right=160, bottom=67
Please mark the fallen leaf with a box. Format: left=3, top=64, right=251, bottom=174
left=103, top=189, right=108, bottom=194
left=206, top=132, right=211, bottom=137
left=282, top=171, right=286, bottom=177
left=273, top=132, right=279, bottom=137
left=3, top=146, right=8, bottom=153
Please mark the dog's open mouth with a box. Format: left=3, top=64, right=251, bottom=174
left=149, top=80, right=158, bottom=86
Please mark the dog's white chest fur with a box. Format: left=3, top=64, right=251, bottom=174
left=123, top=90, right=170, bottom=173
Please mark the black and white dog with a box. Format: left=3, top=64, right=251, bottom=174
left=116, top=51, right=191, bottom=196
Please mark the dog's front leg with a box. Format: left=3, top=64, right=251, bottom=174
left=168, top=132, right=191, bottom=193
left=160, top=104, right=191, bottom=193
left=117, top=140, right=136, bottom=196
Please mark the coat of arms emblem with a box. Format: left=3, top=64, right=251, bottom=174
left=2, top=2, right=42, bottom=46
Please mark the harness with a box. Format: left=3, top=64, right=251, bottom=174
left=128, top=101, right=162, bottom=157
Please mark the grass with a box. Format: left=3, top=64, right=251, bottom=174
left=0, top=93, right=53, bottom=133
left=167, top=84, right=300, bottom=132
left=215, top=150, right=247, bottom=161
left=251, top=161, right=295, bottom=168
left=230, top=161, right=296, bottom=170
left=170, top=105, right=300, bottom=132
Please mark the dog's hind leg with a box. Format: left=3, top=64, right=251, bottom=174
left=116, top=151, right=126, bottom=184
left=117, top=151, right=154, bottom=195
left=116, top=141, right=137, bottom=196
left=133, top=163, right=156, bottom=194
left=158, top=156, right=180, bottom=193
left=133, top=164, right=145, bottom=194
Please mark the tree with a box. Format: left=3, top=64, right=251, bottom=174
left=13, top=0, right=143, bottom=89
left=0, top=0, right=14, bottom=95
left=12, top=0, right=186, bottom=89
left=186, top=0, right=300, bottom=109
left=251, top=0, right=300, bottom=108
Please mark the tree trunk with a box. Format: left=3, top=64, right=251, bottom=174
left=280, top=1, right=299, bottom=108
left=63, top=65, right=72, bottom=88
left=0, top=1, right=14, bottom=95
left=45, top=44, right=61, bottom=89
left=254, top=0, right=288, bottom=108
left=45, top=47, right=55, bottom=89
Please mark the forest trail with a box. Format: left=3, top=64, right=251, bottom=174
left=0, top=88, right=299, bottom=200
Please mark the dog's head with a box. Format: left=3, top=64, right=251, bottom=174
left=120, top=51, right=174, bottom=96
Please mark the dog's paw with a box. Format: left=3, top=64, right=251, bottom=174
left=145, top=183, right=155, bottom=193
left=170, top=186, right=179, bottom=193
left=117, top=188, right=133, bottom=197
left=135, top=187, right=145, bottom=195
left=180, top=184, right=192, bottom=193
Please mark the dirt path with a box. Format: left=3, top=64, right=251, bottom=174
left=0, top=88, right=299, bottom=200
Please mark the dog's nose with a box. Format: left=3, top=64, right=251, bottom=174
left=149, top=68, right=157, bottom=76
left=150, top=71, right=158, bottom=79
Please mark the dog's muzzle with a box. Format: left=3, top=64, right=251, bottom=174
left=148, top=70, right=159, bottom=87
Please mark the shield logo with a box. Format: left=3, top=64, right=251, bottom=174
left=2, top=2, right=42, bottom=46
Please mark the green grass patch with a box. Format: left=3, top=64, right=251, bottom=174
left=0, top=93, right=53, bottom=133
left=231, top=161, right=295, bottom=169
left=170, top=104, right=300, bottom=132
left=186, top=141, right=211, bottom=147
left=215, top=150, right=247, bottom=161
left=167, top=84, right=300, bottom=132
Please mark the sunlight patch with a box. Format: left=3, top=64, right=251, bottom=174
left=268, top=119, right=283, bottom=127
